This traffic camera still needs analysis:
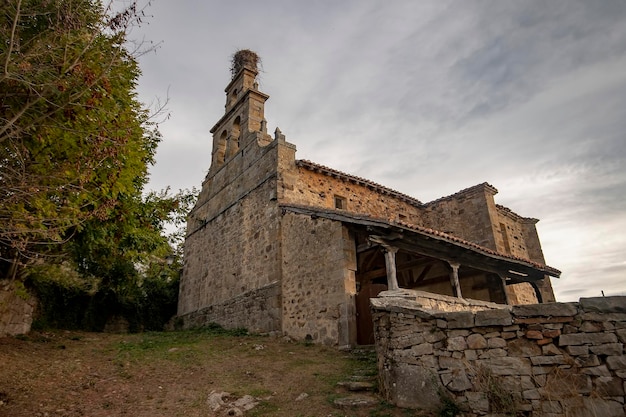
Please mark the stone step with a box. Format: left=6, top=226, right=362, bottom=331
left=337, top=380, right=376, bottom=392
left=333, top=394, right=379, bottom=408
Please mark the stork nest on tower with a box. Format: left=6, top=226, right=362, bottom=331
left=230, top=49, right=260, bottom=78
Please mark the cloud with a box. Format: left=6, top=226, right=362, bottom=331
left=134, top=0, right=626, bottom=301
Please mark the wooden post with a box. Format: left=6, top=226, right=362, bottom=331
left=499, top=274, right=510, bottom=305
left=382, top=246, right=400, bottom=290
left=448, top=262, right=462, bottom=298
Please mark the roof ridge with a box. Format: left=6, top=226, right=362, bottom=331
left=425, top=182, right=498, bottom=206
left=496, top=204, right=539, bottom=223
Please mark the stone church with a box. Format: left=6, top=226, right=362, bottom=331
left=178, top=50, right=560, bottom=346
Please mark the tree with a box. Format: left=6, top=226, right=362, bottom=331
left=29, top=187, right=197, bottom=331
left=0, top=0, right=156, bottom=281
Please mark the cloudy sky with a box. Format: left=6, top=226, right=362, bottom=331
left=132, top=0, right=626, bottom=302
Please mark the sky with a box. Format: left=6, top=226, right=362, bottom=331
left=131, top=0, right=626, bottom=302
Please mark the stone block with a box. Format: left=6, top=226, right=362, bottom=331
left=531, top=355, right=568, bottom=366
left=607, top=355, right=626, bottom=371
left=446, top=336, right=467, bottom=351
left=595, top=377, right=625, bottom=397
left=467, top=333, right=487, bottom=349
left=522, top=388, right=540, bottom=400
left=442, top=311, right=474, bottom=329
left=575, top=354, right=600, bottom=367
left=542, top=329, right=561, bottom=338
left=589, top=343, right=623, bottom=356
left=508, top=337, right=541, bottom=357
left=558, top=332, right=617, bottom=346
left=411, top=343, right=434, bottom=356
left=440, top=368, right=472, bottom=392
left=580, top=321, right=603, bottom=332
left=581, top=312, right=626, bottom=322
left=425, top=329, right=446, bottom=344
left=580, top=296, right=626, bottom=314
left=465, top=391, right=489, bottom=413
left=464, top=349, right=477, bottom=361
left=580, top=365, right=611, bottom=376
left=531, top=366, right=552, bottom=375
left=513, top=302, right=578, bottom=317
left=487, top=337, right=507, bottom=348
left=478, top=348, right=507, bottom=359
left=617, top=329, right=626, bottom=343
left=448, top=329, right=470, bottom=337
left=380, top=364, right=441, bottom=410
left=417, top=355, right=438, bottom=368
left=566, top=345, right=589, bottom=356
left=515, top=316, right=575, bottom=324
left=439, top=356, right=464, bottom=370
left=479, top=357, right=532, bottom=376
left=542, top=343, right=562, bottom=356
left=475, top=308, right=512, bottom=326
left=521, top=376, right=535, bottom=390
left=525, top=330, right=543, bottom=339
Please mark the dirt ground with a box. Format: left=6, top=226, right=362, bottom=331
left=0, top=330, right=427, bottom=417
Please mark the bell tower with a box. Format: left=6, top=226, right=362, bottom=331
left=208, top=50, right=270, bottom=175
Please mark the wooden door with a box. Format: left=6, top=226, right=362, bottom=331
left=355, top=283, right=388, bottom=345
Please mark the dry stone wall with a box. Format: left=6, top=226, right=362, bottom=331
left=0, top=281, right=36, bottom=336
left=371, top=291, right=626, bottom=416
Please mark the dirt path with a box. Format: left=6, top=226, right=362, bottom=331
left=0, top=330, right=422, bottom=417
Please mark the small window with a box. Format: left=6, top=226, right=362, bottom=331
left=334, top=195, right=346, bottom=210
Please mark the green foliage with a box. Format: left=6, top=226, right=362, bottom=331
left=0, top=0, right=155, bottom=280
left=0, top=0, right=199, bottom=331
left=27, top=186, right=197, bottom=331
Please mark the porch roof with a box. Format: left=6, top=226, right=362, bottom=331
left=279, top=204, right=561, bottom=281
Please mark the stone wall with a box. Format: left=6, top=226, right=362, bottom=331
left=280, top=213, right=357, bottom=346
left=0, top=281, right=37, bottom=336
left=282, top=166, right=426, bottom=226
left=179, top=178, right=282, bottom=317
left=393, top=290, right=507, bottom=313
left=423, top=184, right=499, bottom=250
left=423, top=184, right=552, bottom=304
left=371, top=291, right=626, bottom=417
left=176, top=281, right=281, bottom=333
left=179, top=137, right=293, bottom=322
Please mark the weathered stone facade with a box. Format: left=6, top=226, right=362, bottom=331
left=179, top=51, right=561, bottom=346
left=372, top=290, right=626, bottom=416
